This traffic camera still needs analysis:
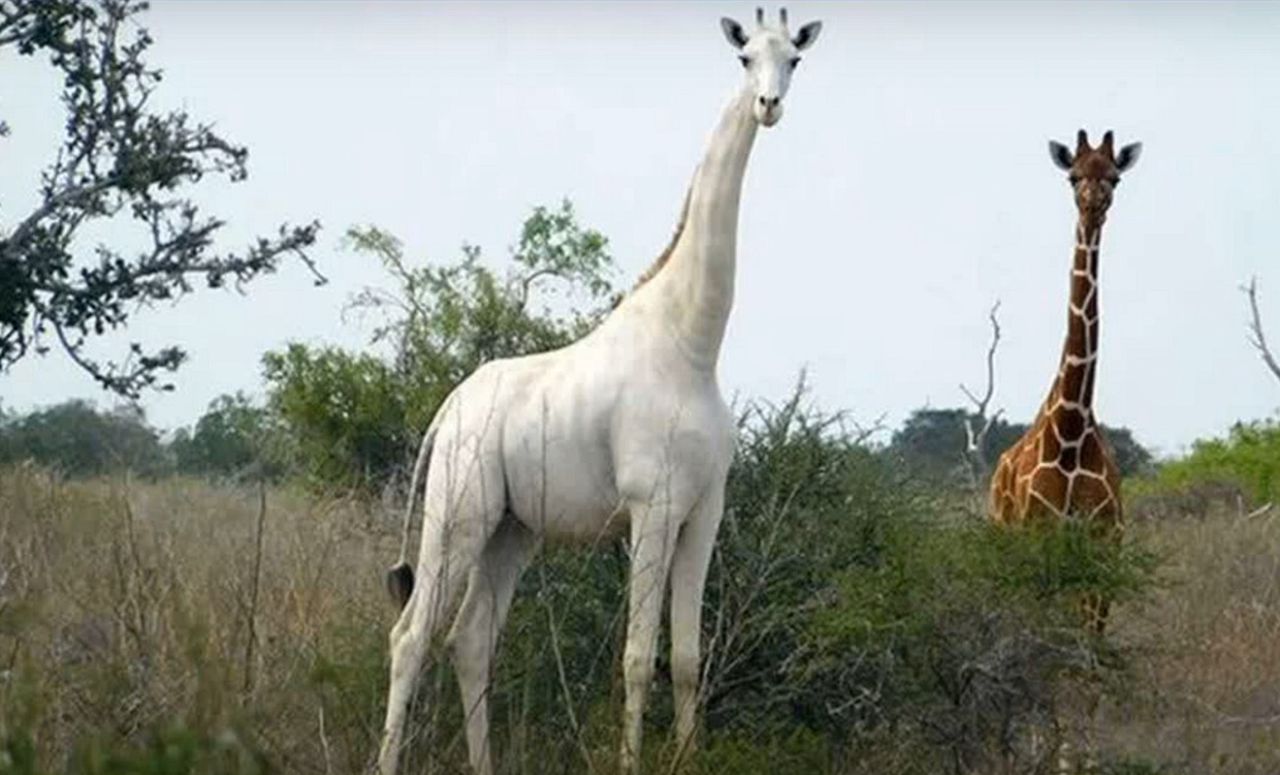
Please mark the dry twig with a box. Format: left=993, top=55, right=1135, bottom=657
left=960, top=301, right=1005, bottom=495
left=1243, top=277, right=1280, bottom=386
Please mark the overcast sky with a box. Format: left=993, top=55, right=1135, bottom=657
left=2, top=1, right=1278, bottom=455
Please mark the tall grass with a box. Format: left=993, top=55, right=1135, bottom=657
left=1103, top=499, right=1280, bottom=774
left=0, top=464, right=394, bottom=774
left=3, top=446, right=1278, bottom=774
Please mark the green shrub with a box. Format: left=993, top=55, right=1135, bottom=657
left=1134, top=418, right=1280, bottom=508
left=798, top=517, right=1157, bottom=773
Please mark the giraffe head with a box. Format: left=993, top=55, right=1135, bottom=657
left=1049, top=130, right=1142, bottom=225
left=720, top=7, right=822, bottom=127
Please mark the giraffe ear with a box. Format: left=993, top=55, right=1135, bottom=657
left=1115, top=142, right=1142, bottom=173
left=1049, top=140, right=1074, bottom=171
left=720, top=17, right=748, bottom=49
left=793, top=21, right=823, bottom=50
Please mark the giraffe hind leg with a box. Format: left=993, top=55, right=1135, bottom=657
left=379, top=462, right=507, bottom=775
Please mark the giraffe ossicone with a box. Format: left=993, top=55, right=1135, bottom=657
left=376, top=9, right=823, bottom=775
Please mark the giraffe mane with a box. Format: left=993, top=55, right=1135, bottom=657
left=630, top=184, right=693, bottom=293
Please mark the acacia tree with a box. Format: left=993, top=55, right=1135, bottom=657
left=0, top=0, right=322, bottom=397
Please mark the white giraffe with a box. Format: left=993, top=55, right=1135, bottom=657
left=377, top=8, right=822, bottom=775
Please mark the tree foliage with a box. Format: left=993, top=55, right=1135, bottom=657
left=0, top=399, right=166, bottom=476
left=169, top=392, right=277, bottom=479
left=264, top=201, right=614, bottom=491
left=261, top=345, right=407, bottom=489
left=0, top=0, right=321, bottom=397
left=1145, top=417, right=1280, bottom=506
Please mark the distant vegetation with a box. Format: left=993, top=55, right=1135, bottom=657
left=886, top=406, right=1153, bottom=487
left=1139, top=418, right=1280, bottom=505
left=0, top=400, right=167, bottom=478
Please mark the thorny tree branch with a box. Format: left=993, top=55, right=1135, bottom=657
left=1243, top=277, right=1280, bottom=387
left=0, top=0, right=323, bottom=398
left=960, top=300, right=1004, bottom=495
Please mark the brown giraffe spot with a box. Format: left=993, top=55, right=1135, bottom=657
left=1040, top=430, right=1062, bottom=463
left=1026, top=487, right=1065, bottom=522
left=1080, top=431, right=1107, bottom=474
left=1061, top=445, right=1079, bottom=472
left=1081, top=365, right=1097, bottom=406
left=1070, top=274, right=1092, bottom=306
left=1053, top=410, right=1086, bottom=442
left=1030, top=466, right=1068, bottom=507
left=1066, top=475, right=1113, bottom=519
left=1060, top=364, right=1085, bottom=403
left=1066, top=312, right=1087, bottom=352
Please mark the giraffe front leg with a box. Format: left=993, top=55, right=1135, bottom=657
left=620, top=498, right=681, bottom=775
left=668, top=487, right=724, bottom=767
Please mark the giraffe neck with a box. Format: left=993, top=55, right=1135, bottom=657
left=656, top=88, right=758, bottom=366
left=1050, top=218, right=1104, bottom=417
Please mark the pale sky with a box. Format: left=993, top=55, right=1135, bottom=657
left=2, top=1, right=1278, bottom=456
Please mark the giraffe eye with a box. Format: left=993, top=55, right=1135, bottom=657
left=738, top=55, right=751, bottom=68
left=789, top=57, right=801, bottom=69
left=1068, top=175, right=1080, bottom=185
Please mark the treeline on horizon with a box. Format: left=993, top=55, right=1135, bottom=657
left=0, top=392, right=1155, bottom=491
left=3, top=200, right=1272, bottom=509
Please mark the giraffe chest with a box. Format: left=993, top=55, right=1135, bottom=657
left=990, top=410, right=1122, bottom=525
left=1011, top=420, right=1120, bottom=521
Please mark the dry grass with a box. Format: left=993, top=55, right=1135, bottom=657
left=4, top=465, right=1280, bottom=774
left=0, top=463, right=397, bottom=773
left=1102, top=501, right=1280, bottom=774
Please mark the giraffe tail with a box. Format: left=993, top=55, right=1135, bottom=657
left=386, top=419, right=439, bottom=611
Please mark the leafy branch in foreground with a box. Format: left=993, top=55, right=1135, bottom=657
left=0, top=0, right=322, bottom=397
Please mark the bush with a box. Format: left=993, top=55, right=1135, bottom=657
left=1141, top=418, right=1280, bottom=507
left=261, top=344, right=408, bottom=491
left=170, top=393, right=282, bottom=481
left=800, top=518, right=1156, bottom=774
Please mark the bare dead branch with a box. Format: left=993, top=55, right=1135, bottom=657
left=960, top=300, right=1004, bottom=498
left=1243, top=277, right=1280, bottom=386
